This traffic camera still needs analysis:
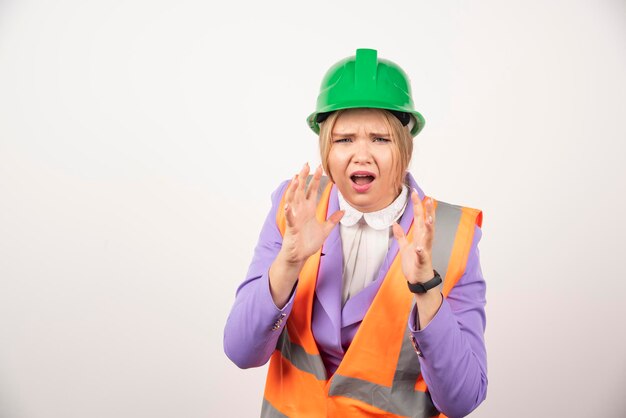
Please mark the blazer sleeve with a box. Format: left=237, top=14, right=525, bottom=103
left=408, top=225, right=488, bottom=418
left=223, top=180, right=298, bottom=369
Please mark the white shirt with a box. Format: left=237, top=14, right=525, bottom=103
left=337, top=185, right=409, bottom=304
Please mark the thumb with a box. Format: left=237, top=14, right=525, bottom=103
left=284, top=203, right=296, bottom=228
left=322, top=210, right=344, bottom=237
left=414, top=246, right=430, bottom=265
left=392, top=223, right=409, bottom=250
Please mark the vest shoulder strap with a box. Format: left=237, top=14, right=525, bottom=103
left=432, top=200, right=482, bottom=296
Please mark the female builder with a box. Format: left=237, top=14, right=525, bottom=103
left=224, top=49, right=487, bottom=418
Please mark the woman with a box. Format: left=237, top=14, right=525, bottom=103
left=224, top=49, right=487, bottom=418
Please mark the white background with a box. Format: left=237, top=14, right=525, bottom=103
left=1, top=0, right=625, bottom=416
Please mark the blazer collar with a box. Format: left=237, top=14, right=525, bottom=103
left=337, top=185, right=409, bottom=230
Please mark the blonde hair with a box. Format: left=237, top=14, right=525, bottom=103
left=318, top=108, right=414, bottom=192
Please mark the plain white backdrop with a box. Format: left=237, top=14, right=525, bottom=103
left=1, top=0, right=625, bottom=416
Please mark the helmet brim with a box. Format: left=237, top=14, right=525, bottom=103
left=307, top=105, right=425, bottom=137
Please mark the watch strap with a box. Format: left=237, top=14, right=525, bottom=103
left=407, top=270, right=442, bottom=294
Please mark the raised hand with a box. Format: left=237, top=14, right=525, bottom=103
left=280, top=163, right=344, bottom=266
left=269, top=163, right=344, bottom=308
left=392, top=190, right=436, bottom=284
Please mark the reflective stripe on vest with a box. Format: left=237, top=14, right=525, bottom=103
left=276, top=327, right=326, bottom=380
left=263, top=177, right=482, bottom=418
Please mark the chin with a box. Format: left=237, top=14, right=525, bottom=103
left=346, top=193, right=381, bottom=212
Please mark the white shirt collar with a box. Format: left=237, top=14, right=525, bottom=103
left=337, top=185, right=409, bottom=230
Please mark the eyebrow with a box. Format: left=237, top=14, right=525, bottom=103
left=331, top=132, right=391, bottom=137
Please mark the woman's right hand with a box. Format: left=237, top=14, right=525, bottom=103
left=269, top=163, right=344, bottom=308
left=279, top=163, right=344, bottom=267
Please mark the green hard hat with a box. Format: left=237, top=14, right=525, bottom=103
left=307, top=48, right=425, bottom=137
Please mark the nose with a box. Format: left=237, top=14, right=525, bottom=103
left=351, top=140, right=373, bottom=164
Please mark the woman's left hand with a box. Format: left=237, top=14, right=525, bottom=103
left=392, top=191, right=436, bottom=284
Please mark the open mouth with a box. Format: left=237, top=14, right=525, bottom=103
left=350, top=172, right=376, bottom=185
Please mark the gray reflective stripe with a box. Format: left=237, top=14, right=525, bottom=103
left=392, top=328, right=422, bottom=386
left=329, top=374, right=439, bottom=417
left=276, top=328, right=327, bottom=380
left=326, top=327, right=438, bottom=417
left=432, top=201, right=463, bottom=284
left=391, top=330, right=439, bottom=416
left=305, top=175, right=330, bottom=204
left=261, top=399, right=289, bottom=418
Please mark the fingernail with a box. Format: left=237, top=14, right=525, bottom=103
left=428, top=215, right=433, bottom=224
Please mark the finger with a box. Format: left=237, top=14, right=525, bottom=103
left=412, top=189, right=424, bottom=220
left=428, top=197, right=436, bottom=225
left=295, top=163, right=309, bottom=201
left=411, top=189, right=426, bottom=245
left=306, top=164, right=322, bottom=200
left=392, top=223, right=409, bottom=250
left=284, top=175, right=298, bottom=206
left=322, top=210, right=345, bottom=237
left=284, top=203, right=296, bottom=227
left=424, top=197, right=435, bottom=249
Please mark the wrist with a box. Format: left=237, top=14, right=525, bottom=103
left=407, top=268, right=435, bottom=285
left=276, top=249, right=305, bottom=272
left=407, top=270, right=442, bottom=294
left=414, top=289, right=442, bottom=302
left=269, top=253, right=303, bottom=309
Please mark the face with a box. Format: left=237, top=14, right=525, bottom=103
left=327, top=108, right=400, bottom=213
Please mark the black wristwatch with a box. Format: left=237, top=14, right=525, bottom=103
left=407, top=270, right=442, bottom=294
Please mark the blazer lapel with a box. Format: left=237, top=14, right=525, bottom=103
left=314, top=185, right=343, bottom=335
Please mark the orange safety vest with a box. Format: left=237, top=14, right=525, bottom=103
left=262, top=177, right=482, bottom=418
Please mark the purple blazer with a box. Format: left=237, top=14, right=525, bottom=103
left=224, top=173, right=487, bottom=417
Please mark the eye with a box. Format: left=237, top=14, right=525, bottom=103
left=373, top=137, right=391, bottom=143
left=333, top=138, right=351, bottom=143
